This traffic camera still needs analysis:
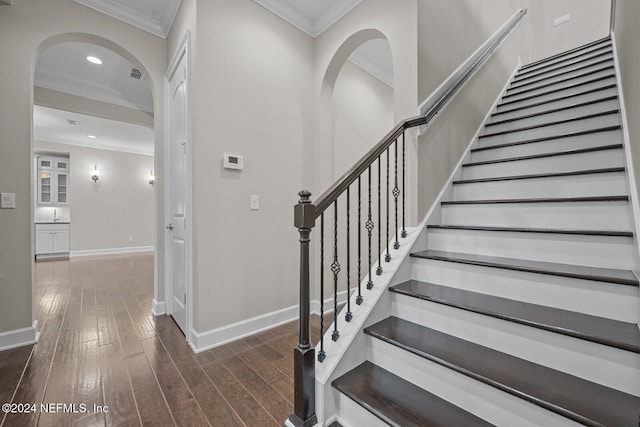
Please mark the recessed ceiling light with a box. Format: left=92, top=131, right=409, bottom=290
left=87, top=135, right=97, bottom=139
left=86, top=56, right=102, bottom=65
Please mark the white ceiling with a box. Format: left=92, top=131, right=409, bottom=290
left=34, top=0, right=392, bottom=156
left=34, top=106, right=154, bottom=156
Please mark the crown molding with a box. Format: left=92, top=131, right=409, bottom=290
left=348, top=51, right=394, bottom=88
left=73, top=0, right=181, bottom=38
left=253, top=0, right=362, bottom=38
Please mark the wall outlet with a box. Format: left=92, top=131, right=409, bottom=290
left=553, top=14, right=570, bottom=27
left=1, top=193, right=15, bottom=209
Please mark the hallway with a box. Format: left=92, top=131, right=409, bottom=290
left=0, top=255, right=316, bottom=426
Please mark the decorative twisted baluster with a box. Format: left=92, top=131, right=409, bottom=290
left=357, top=177, right=363, bottom=305
left=401, top=132, right=407, bottom=238
left=318, top=213, right=326, bottom=362
left=376, top=158, right=383, bottom=276
left=366, top=167, right=374, bottom=290
left=331, top=202, right=340, bottom=342
left=346, top=187, right=353, bottom=322
left=385, top=148, right=391, bottom=262
left=393, top=139, right=400, bottom=250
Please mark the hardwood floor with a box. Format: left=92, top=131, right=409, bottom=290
left=0, top=254, right=320, bottom=426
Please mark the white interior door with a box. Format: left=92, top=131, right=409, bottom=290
left=167, top=47, right=189, bottom=335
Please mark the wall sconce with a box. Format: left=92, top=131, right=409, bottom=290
left=148, top=170, right=155, bottom=187
left=91, top=164, right=99, bottom=182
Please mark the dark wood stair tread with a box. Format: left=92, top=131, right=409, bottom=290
left=327, top=422, right=343, bottom=427
left=365, top=317, right=640, bottom=427
left=515, top=47, right=613, bottom=82
left=410, top=249, right=638, bottom=286
left=441, top=195, right=628, bottom=204
left=472, top=126, right=621, bottom=152
left=519, top=37, right=610, bottom=70
left=479, top=110, right=619, bottom=139
left=485, top=96, right=618, bottom=127
left=463, top=144, right=622, bottom=167
left=426, top=224, right=633, bottom=238
left=332, top=361, right=495, bottom=427
left=452, top=167, right=626, bottom=185
left=511, top=56, right=613, bottom=89
left=506, top=65, right=615, bottom=98
left=390, top=280, right=640, bottom=353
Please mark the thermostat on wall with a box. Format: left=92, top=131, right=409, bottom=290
left=223, top=153, right=243, bottom=170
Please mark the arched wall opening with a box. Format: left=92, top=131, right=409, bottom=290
left=31, top=33, right=157, bottom=317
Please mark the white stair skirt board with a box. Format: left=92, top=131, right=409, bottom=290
left=366, top=337, right=584, bottom=427
left=492, top=86, right=619, bottom=121
left=496, top=78, right=616, bottom=111
left=0, top=321, right=40, bottom=351
left=411, top=257, right=639, bottom=323
left=452, top=171, right=627, bottom=201
left=477, top=113, right=621, bottom=145
left=336, top=392, right=389, bottom=427
left=504, top=69, right=615, bottom=102
left=440, top=200, right=632, bottom=231
left=391, top=293, right=639, bottom=396
left=484, top=99, right=619, bottom=134
left=426, top=228, right=634, bottom=270
left=509, top=56, right=614, bottom=90
left=462, top=149, right=625, bottom=180
left=470, top=129, right=622, bottom=162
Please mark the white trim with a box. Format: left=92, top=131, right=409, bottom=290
left=34, top=137, right=154, bottom=157
left=70, top=246, right=154, bottom=258
left=610, top=32, right=640, bottom=274
left=0, top=321, right=40, bottom=351
left=311, top=290, right=350, bottom=316
left=151, top=298, right=166, bottom=316
left=164, top=32, right=194, bottom=345
left=348, top=54, right=393, bottom=88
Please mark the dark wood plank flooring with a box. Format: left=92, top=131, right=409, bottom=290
left=0, top=254, right=319, bottom=426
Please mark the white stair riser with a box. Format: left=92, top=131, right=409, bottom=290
left=511, top=54, right=614, bottom=88
left=462, top=150, right=625, bottom=180
left=497, top=78, right=616, bottom=111
left=440, top=201, right=632, bottom=231
left=367, top=337, right=584, bottom=427
left=426, top=229, right=634, bottom=269
left=335, top=393, right=388, bottom=427
left=452, top=173, right=627, bottom=200
left=484, top=99, right=619, bottom=134
left=518, top=44, right=611, bottom=75
left=471, top=130, right=622, bottom=161
left=391, top=295, right=640, bottom=396
left=410, top=257, right=639, bottom=323
left=478, top=114, right=621, bottom=146
left=492, top=87, right=618, bottom=122
left=509, top=62, right=614, bottom=95
left=504, top=69, right=614, bottom=102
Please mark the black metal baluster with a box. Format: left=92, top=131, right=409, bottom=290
left=318, top=213, right=326, bottom=362
left=385, top=148, right=391, bottom=262
left=376, top=157, right=383, bottom=276
left=366, top=167, right=374, bottom=289
left=393, top=139, right=400, bottom=249
left=346, top=187, right=352, bottom=321
left=401, top=132, right=407, bottom=238
left=357, top=177, right=363, bottom=305
left=331, top=202, right=340, bottom=342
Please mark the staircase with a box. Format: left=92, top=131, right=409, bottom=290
left=330, top=37, right=640, bottom=427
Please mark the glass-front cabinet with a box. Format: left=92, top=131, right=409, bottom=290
left=37, top=155, right=70, bottom=205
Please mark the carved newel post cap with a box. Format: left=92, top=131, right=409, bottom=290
left=298, top=190, right=312, bottom=204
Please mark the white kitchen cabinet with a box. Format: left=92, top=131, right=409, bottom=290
left=37, top=156, right=70, bottom=205
left=35, top=223, right=70, bottom=257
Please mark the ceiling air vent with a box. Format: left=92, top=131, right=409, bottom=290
left=67, top=119, right=80, bottom=126
left=130, top=67, right=143, bottom=80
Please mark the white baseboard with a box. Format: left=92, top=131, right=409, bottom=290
left=70, top=246, right=154, bottom=258
left=151, top=299, right=166, bottom=316
left=0, top=321, right=40, bottom=351
left=188, top=291, right=350, bottom=354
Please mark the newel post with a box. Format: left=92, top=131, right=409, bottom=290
left=287, top=190, right=318, bottom=427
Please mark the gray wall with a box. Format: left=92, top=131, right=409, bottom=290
left=0, top=0, right=166, bottom=335
left=34, top=141, right=155, bottom=252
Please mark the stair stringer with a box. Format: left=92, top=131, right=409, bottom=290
left=610, top=32, right=640, bottom=334
left=313, top=67, right=517, bottom=426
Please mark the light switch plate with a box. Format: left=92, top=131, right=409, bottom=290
left=1, top=193, right=15, bottom=209
left=250, top=195, right=259, bottom=210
